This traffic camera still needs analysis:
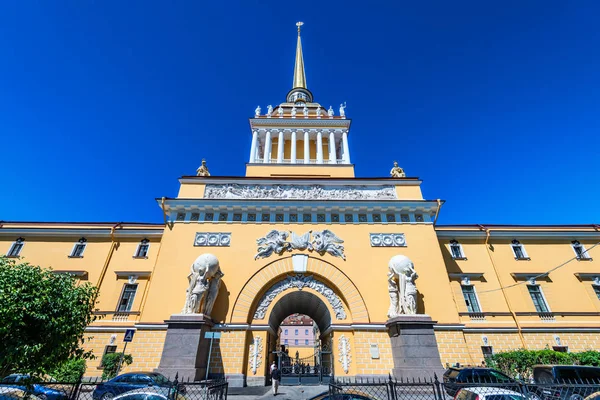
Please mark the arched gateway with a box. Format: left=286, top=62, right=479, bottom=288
left=152, top=22, right=449, bottom=387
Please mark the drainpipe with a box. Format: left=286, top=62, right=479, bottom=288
left=480, top=225, right=526, bottom=348
left=96, top=223, right=122, bottom=289
left=433, top=199, right=443, bottom=226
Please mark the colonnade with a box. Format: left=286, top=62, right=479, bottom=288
left=249, top=129, right=350, bottom=164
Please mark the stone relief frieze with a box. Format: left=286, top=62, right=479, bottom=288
left=338, top=334, right=352, bottom=374
left=249, top=337, right=263, bottom=375
left=253, top=274, right=346, bottom=320
left=370, top=233, right=406, bottom=247
left=194, top=232, right=231, bottom=247
left=255, top=229, right=345, bottom=260
left=204, top=183, right=397, bottom=200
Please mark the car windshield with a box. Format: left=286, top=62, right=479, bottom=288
left=486, top=395, right=524, bottom=400
left=1, top=376, right=18, bottom=384
left=149, top=374, right=170, bottom=385
left=577, top=368, right=600, bottom=382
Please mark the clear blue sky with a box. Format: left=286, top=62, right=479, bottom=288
left=1, top=1, right=598, bottom=225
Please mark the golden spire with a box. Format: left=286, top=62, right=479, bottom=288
left=293, top=22, right=307, bottom=89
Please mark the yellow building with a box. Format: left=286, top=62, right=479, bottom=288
left=2, top=24, right=600, bottom=386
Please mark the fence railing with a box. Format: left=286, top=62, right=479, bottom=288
left=329, top=375, right=600, bottom=400
left=0, top=376, right=228, bottom=400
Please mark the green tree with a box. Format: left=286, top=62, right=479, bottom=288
left=101, top=353, right=133, bottom=380
left=0, top=257, right=98, bottom=378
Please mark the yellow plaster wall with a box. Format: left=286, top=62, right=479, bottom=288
left=245, top=164, right=355, bottom=178
left=353, top=330, right=394, bottom=376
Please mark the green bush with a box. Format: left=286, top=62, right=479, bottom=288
left=48, top=358, right=87, bottom=382
left=486, top=349, right=600, bottom=379
left=101, top=353, right=133, bottom=381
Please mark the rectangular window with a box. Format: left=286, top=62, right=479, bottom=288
left=528, top=285, right=550, bottom=313
left=305, top=339, right=309, bottom=345
left=117, top=284, right=138, bottom=312
left=511, top=240, right=529, bottom=260
left=100, top=345, right=117, bottom=367
left=461, top=285, right=481, bottom=313
left=572, top=242, right=591, bottom=260
left=7, top=241, right=24, bottom=257
left=513, top=245, right=524, bottom=259
left=594, top=286, right=600, bottom=301
left=284, top=339, right=288, bottom=345
left=305, top=329, right=308, bottom=335
left=285, top=329, right=288, bottom=335
left=295, top=339, right=298, bottom=345
left=70, top=243, right=86, bottom=258
left=450, top=241, right=465, bottom=259
left=295, top=329, right=298, bottom=335
left=135, top=243, right=149, bottom=258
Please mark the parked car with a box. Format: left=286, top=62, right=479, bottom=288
left=92, top=373, right=183, bottom=400
left=309, top=391, right=376, bottom=400
left=443, top=367, right=520, bottom=396
left=530, top=365, right=600, bottom=400
left=0, top=387, right=44, bottom=400
left=0, top=375, right=68, bottom=400
left=454, top=387, right=527, bottom=400
left=112, top=388, right=187, bottom=400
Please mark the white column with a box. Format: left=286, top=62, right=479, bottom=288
left=291, top=130, right=297, bottom=164
left=329, top=130, right=337, bottom=164
left=277, top=130, right=284, bottom=163
left=317, top=130, right=323, bottom=164
left=263, top=130, right=271, bottom=163
left=342, top=130, right=350, bottom=164
left=304, top=130, right=310, bottom=164
left=249, top=130, right=258, bottom=163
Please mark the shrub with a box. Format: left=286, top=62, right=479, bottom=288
left=101, top=353, right=133, bottom=380
left=49, top=358, right=87, bottom=382
left=486, top=349, right=600, bottom=379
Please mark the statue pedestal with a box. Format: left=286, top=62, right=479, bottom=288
left=156, top=314, right=214, bottom=381
left=386, top=315, right=445, bottom=379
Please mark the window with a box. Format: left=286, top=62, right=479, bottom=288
left=528, top=285, right=550, bottom=313
left=305, top=339, right=309, bottom=345
left=117, top=284, right=138, bottom=312
left=134, top=239, right=150, bottom=258
left=461, top=285, right=481, bottom=313
left=400, top=214, right=410, bottom=222
left=511, top=240, right=529, bottom=260
left=284, top=329, right=288, bottom=335
left=345, top=214, right=353, bottom=222
left=176, top=213, right=185, bottom=221
left=284, top=339, right=288, bottom=345
left=7, top=238, right=24, bottom=257
left=295, top=329, right=298, bottom=335
left=449, top=240, right=465, bottom=259
left=295, top=339, right=298, bottom=345
left=190, top=213, right=200, bottom=221
left=593, top=286, right=600, bottom=301
left=572, top=241, right=591, bottom=260
left=386, top=214, right=396, bottom=222
left=100, top=345, right=117, bottom=367
left=70, top=238, right=87, bottom=258
left=305, top=329, right=308, bottom=335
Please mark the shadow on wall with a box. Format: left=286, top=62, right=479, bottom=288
left=211, top=281, right=230, bottom=323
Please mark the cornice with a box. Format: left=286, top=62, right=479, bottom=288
left=249, top=117, right=351, bottom=129
left=179, top=177, right=423, bottom=186
left=436, top=229, right=600, bottom=240
left=0, top=228, right=163, bottom=239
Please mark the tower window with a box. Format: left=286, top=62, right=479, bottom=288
left=415, top=214, right=424, bottom=222
left=276, top=214, right=284, bottom=222
left=358, top=214, right=367, bottom=223
left=247, top=213, right=256, bottom=222
left=219, top=213, right=228, bottom=221
left=70, top=238, right=87, bottom=258
left=572, top=241, right=591, bottom=260
left=191, top=213, right=200, bottom=221
left=289, top=214, right=298, bottom=222
left=233, top=213, right=242, bottom=221
left=511, top=240, right=530, bottom=260
left=134, top=239, right=150, bottom=258
left=7, top=238, right=25, bottom=257
left=400, top=214, right=410, bottom=222
left=176, top=213, right=186, bottom=221
left=317, top=214, right=326, bottom=222
left=344, top=214, right=353, bottom=223
left=117, top=284, right=138, bottom=312
left=204, top=213, right=214, bottom=222
left=449, top=240, right=466, bottom=259
left=461, top=285, right=481, bottom=313
left=386, top=214, right=396, bottom=222
left=303, top=214, right=312, bottom=222
left=331, top=214, right=340, bottom=222
left=528, top=284, right=550, bottom=313
left=372, top=214, right=381, bottom=222
left=261, top=213, right=271, bottom=222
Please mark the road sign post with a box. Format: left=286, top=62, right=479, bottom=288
left=116, top=329, right=136, bottom=376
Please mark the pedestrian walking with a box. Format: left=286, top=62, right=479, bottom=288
left=271, top=365, right=281, bottom=395
left=270, top=361, right=277, bottom=373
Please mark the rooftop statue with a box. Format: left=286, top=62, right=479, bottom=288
left=390, top=161, right=405, bottom=178
left=291, top=106, right=297, bottom=118
left=277, top=106, right=284, bottom=117
left=327, top=106, right=334, bottom=117
left=267, top=105, right=273, bottom=118
left=196, top=159, right=211, bottom=177
left=303, top=105, right=309, bottom=117
left=316, top=107, right=322, bottom=118
left=255, top=105, right=261, bottom=117
left=339, top=102, right=346, bottom=118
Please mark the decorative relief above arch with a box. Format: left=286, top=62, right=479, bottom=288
left=204, top=184, right=397, bottom=201
left=253, top=274, right=346, bottom=320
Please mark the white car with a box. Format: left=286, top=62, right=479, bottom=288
left=455, top=387, right=528, bottom=400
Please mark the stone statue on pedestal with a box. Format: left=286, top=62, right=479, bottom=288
left=291, top=106, right=297, bottom=118
left=255, top=106, right=261, bottom=117
left=196, top=159, right=210, bottom=177
left=390, top=161, right=405, bottom=178
left=303, top=105, right=309, bottom=117
left=387, top=255, right=418, bottom=318
left=339, top=102, right=346, bottom=118
left=278, top=106, right=284, bottom=117
left=328, top=106, right=334, bottom=117
left=183, top=253, right=223, bottom=316
left=316, top=107, right=322, bottom=118
left=267, top=105, right=273, bottom=118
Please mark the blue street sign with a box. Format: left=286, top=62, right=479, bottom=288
left=204, top=332, right=221, bottom=339
left=123, top=329, right=136, bottom=342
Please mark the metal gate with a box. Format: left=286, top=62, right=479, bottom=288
left=277, top=341, right=333, bottom=385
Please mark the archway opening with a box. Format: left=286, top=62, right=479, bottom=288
left=265, top=291, right=334, bottom=385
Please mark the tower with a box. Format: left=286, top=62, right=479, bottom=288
left=246, top=22, right=353, bottom=178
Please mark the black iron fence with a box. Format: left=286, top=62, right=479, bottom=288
left=0, top=377, right=228, bottom=400
left=329, top=375, right=600, bottom=400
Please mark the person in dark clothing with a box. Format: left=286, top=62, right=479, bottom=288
left=271, top=365, right=281, bottom=395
